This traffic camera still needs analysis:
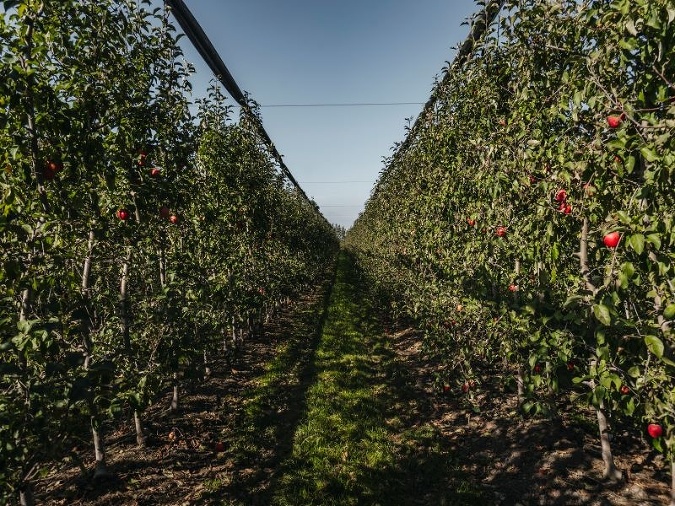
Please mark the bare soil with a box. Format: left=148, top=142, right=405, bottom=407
left=35, top=278, right=672, bottom=505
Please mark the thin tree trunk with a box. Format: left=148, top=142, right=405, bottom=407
left=670, top=458, right=675, bottom=506
left=170, top=372, right=179, bottom=411
left=92, top=420, right=109, bottom=479
left=596, top=404, right=622, bottom=481
left=19, top=487, right=34, bottom=506
left=82, top=229, right=95, bottom=369
left=204, top=349, right=211, bottom=377
left=134, top=410, right=145, bottom=447
left=120, top=248, right=131, bottom=353
left=516, top=365, right=524, bottom=404
left=158, top=242, right=166, bottom=288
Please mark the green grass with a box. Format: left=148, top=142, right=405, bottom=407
left=269, top=252, right=485, bottom=505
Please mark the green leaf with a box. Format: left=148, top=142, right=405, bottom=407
left=640, top=146, right=659, bottom=163
left=628, top=366, right=641, bottom=378
left=593, top=304, right=612, bottom=326
left=664, top=304, right=675, bottom=320
left=628, top=234, right=645, bottom=254
left=625, top=18, right=638, bottom=36
left=645, top=335, right=665, bottom=359
left=647, top=233, right=662, bottom=250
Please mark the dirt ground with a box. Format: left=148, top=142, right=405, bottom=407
left=35, top=282, right=672, bottom=505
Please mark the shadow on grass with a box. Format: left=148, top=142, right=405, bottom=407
left=193, top=270, right=336, bottom=505
left=267, top=252, right=486, bottom=505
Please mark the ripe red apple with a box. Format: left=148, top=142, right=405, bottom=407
left=495, top=226, right=507, bottom=237
left=169, top=214, right=179, bottom=224
left=498, top=118, right=507, bottom=127
left=603, top=231, right=621, bottom=248
left=461, top=382, right=470, bottom=393
left=150, top=167, right=161, bottom=178
left=160, top=206, right=171, bottom=219
left=529, top=175, right=537, bottom=184
left=46, top=159, right=63, bottom=173
left=467, top=218, right=476, bottom=226
left=533, top=364, right=542, bottom=374
left=443, top=384, right=450, bottom=393
left=647, top=423, right=663, bottom=438
left=117, top=208, right=130, bottom=221
left=554, top=189, right=567, bottom=202
left=566, top=361, right=574, bottom=371
left=215, top=441, right=225, bottom=452
left=607, top=114, right=623, bottom=128
left=620, top=385, right=630, bottom=395
left=508, top=284, right=518, bottom=292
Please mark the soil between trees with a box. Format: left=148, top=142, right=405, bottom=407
left=36, top=253, right=671, bottom=505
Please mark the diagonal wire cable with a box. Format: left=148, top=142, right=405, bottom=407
left=164, top=0, right=327, bottom=222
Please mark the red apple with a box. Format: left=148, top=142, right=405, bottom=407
left=566, top=362, right=574, bottom=371
left=443, top=384, right=450, bottom=393
left=116, top=208, right=130, bottom=221
left=215, top=441, right=225, bottom=452
left=495, top=226, right=507, bottom=237
left=607, top=115, right=623, bottom=128
left=169, top=215, right=179, bottom=224
left=508, top=284, right=518, bottom=292
left=563, top=204, right=572, bottom=215
left=150, top=167, right=161, bottom=178
left=529, top=175, right=537, bottom=184
left=603, top=231, right=621, bottom=248
left=554, top=189, right=567, bottom=202
left=46, top=159, right=63, bottom=173
left=533, top=364, right=542, bottom=374
left=498, top=118, right=507, bottom=127
left=647, top=423, right=663, bottom=438
left=620, top=385, right=630, bottom=395
left=461, top=382, right=470, bottom=393
left=160, top=206, right=171, bottom=219
left=467, top=218, right=476, bottom=226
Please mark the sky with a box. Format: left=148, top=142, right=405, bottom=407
left=170, top=0, right=479, bottom=229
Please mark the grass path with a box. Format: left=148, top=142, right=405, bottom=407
left=268, top=252, right=481, bottom=505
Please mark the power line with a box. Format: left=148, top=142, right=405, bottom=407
left=233, top=102, right=425, bottom=108
left=299, top=180, right=374, bottom=184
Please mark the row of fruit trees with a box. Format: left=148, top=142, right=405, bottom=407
left=346, top=0, right=675, bottom=500
left=0, top=1, right=338, bottom=504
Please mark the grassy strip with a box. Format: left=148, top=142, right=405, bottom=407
left=270, top=252, right=485, bottom=505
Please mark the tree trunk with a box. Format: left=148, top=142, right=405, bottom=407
left=596, top=405, right=622, bottom=481
left=19, top=486, right=34, bottom=506
left=92, top=420, right=109, bottom=479
left=82, top=229, right=95, bottom=369
left=516, top=364, right=524, bottom=404
left=134, top=410, right=145, bottom=447
left=670, top=457, right=675, bottom=506
left=204, top=349, right=211, bottom=377
left=170, top=372, right=179, bottom=411
left=120, top=248, right=132, bottom=353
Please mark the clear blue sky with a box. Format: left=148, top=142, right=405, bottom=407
left=171, top=0, right=479, bottom=229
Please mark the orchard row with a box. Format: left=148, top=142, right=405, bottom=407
left=346, top=0, right=675, bottom=497
left=0, top=1, right=337, bottom=504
